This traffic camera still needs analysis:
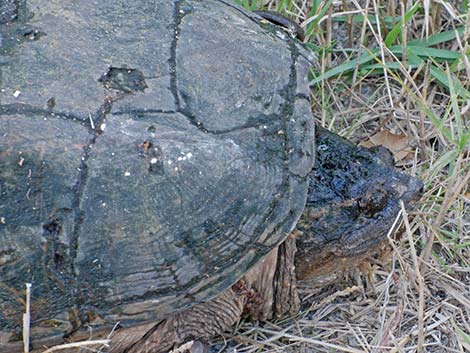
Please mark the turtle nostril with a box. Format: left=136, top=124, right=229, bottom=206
left=418, top=182, right=424, bottom=195
left=414, top=179, right=425, bottom=200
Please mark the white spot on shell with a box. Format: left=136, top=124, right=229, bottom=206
left=186, top=152, right=192, bottom=159
left=150, top=158, right=158, bottom=164
left=13, top=90, right=21, bottom=98
left=0, top=217, right=5, bottom=224
left=177, top=157, right=183, bottom=161
left=124, top=171, right=131, bottom=176
left=100, top=123, right=106, bottom=131
left=167, top=160, right=173, bottom=165
left=276, top=31, right=287, bottom=40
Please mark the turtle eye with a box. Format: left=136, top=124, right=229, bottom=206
left=358, top=188, right=388, bottom=216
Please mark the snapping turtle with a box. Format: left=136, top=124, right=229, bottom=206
left=0, top=1, right=422, bottom=352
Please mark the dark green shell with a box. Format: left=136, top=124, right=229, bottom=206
left=0, top=0, right=314, bottom=349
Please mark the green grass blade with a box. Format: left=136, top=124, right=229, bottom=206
left=452, top=319, right=470, bottom=346
left=361, top=62, right=419, bottom=70
left=408, top=27, right=466, bottom=46
left=404, top=47, right=425, bottom=66
left=381, top=50, right=457, bottom=145
left=406, top=48, right=470, bottom=100
left=305, top=0, right=334, bottom=37
left=430, top=66, right=470, bottom=100
left=309, top=50, right=377, bottom=84
left=427, top=150, right=460, bottom=180
left=333, top=14, right=396, bottom=26
left=447, top=66, right=470, bottom=150
left=384, top=2, right=421, bottom=47
left=406, top=46, right=462, bottom=60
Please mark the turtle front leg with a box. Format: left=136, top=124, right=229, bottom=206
left=109, top=239, right=300, bottom=353
left=272, top=236, right=300, bottom=318
left=238, top=237, right=299, bottom=321
left=110, top=288, right=244, bottom=353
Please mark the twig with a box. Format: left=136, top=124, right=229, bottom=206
left=256, top=327, right=366, bottom=353
left=400, top=201, right=425, bottom=353
left=23, top=283, right=32, bottom=353
left=41, top=340, right=110, bottom=353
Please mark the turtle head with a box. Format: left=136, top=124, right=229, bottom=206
left=293, top=127, right=423, bottom=281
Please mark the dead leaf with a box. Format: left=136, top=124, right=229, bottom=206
left=360, top=130, right=413, bottom=161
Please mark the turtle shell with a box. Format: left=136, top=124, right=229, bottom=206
left=0, top=0, right=314, bottom=348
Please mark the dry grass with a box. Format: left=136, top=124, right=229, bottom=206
left=218, top=0, right=470, bottom=352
